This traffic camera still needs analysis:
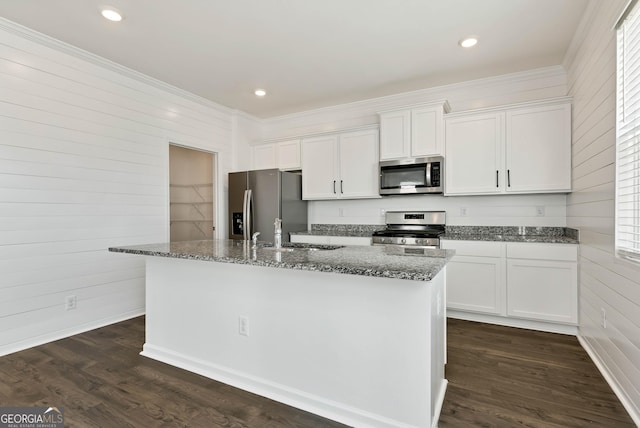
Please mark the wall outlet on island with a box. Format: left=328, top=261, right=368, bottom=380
left=459, top=207, right=468, bottom=217
left=65, top=295, right=77, bottom=311
left=536, top=206, right=545, bottom=216
left=238, top=316, right=249, bottom=336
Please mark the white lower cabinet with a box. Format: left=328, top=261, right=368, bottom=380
left=441, top=239, right=578, bottom=330
left=506, top=243, right=578, bottom=324
left=441, top=241, right=505, bottom=315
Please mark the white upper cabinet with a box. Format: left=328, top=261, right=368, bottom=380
left=251, top=139, right=301, bottom=171
left=302, top=128, right=379, bottom=200
left=444, top=98, right=572, bottom=196
left=251, top=144, right=277, bottom=170
left=339, top=129, right=380, bottom=198
left=379, top=110, right=410, bottom=159
left=379, top=101, right=449, bottom=160
left=505, top=103, right=572, bottom=193
left=301, top=134, right=338, bottom=199
left=444, top=112, right=504, bottom=195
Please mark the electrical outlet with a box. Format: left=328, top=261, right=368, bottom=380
left=460, top=207, right=468, bottom=217
left=238, top=316, right=249, bottom=336
left=601, top=308, right=607, bottom=329
left=536, top=206, right=545, bottom=216
left=65, top=295, right=77, bottom=311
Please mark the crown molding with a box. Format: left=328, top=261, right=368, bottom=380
left=264, top=65, right=567, bottom=124
left=0, top=17, right=235, bottom=115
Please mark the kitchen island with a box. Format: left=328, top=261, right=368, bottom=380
left=109, top=240, right=454, bottom=428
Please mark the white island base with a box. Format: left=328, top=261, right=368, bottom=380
left=141, top=256, right=447, bottom=428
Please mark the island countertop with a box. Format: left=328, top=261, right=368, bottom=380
left=109, top=239, right=454, bottom=282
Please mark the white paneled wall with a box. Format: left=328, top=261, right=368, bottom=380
left=0, top=19, right=234, bottom=356
left=564, top=0, right=640, bottom=424
left=309, top=194, right=567, bottom=227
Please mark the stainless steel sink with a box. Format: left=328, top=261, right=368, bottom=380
left=262, top=247, right=295, bottom=252
left=260, top=243, right=344, bottom=251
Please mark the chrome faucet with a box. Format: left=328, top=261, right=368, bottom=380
left=251, top=232, right=260, bottom=248
left=274, top=218, right=282, bottom=249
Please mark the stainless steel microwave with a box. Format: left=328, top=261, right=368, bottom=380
left=379, top=156, right=444, bottom=195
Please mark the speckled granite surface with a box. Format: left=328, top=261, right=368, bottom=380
left=292, top=224, right=580, bottom=244
left=291, top=224, right=385, bottom=237
left=109, top=239, right=454, bottom=282
left=442, top=226, right=579, bottom=244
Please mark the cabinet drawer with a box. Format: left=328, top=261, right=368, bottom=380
left=507, top=242, right=577, bottom=261
left=441, top=240, right=505, bottom=257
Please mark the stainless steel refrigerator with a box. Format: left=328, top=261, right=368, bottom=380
left=228, top=169, right=308, bottom=243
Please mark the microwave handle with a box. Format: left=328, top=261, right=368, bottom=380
left=425, top=162, right=432, bottom=187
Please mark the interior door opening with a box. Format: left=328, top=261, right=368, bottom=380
left=169, top=144, right=216, bottom=242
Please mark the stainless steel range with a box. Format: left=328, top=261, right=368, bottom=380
left=372, top=211, right=446, bottom=252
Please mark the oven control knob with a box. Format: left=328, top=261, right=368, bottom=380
left=400, top=238, right=406, bottom=244
left=416, top=239, right=423, bottom=245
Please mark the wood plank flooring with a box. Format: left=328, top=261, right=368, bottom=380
left=0, top=317, right=635, bottom=427
left=440, top=319, right=636, bottom=427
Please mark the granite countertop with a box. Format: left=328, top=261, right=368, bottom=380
left=290, top=224, right=384, bottom=238
left=294, top=224, right=579, bottom=244
left=441, top=226, right=579, bottom=244
left=109, top=240, right=454, bottom=282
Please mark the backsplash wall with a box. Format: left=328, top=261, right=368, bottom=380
left=309, top=193, right=567, bottom=227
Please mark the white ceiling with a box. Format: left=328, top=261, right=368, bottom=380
left=0, top=0, right=589, bottom=118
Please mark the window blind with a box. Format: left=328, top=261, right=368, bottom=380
left=617, top=0, right=640, bottom=260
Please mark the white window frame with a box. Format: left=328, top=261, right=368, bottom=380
left=616, top=0, right=640, bottom=263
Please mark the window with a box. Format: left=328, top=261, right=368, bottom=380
left=616, top=0, right=640, bottom=261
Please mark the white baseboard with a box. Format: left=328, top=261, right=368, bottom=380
left=0, top=309, right=145, bottom=357
left=447, top=311, right=578, bottom=335
left=577, top=335, right=640, bottom=427
left=141, top=343, right=429, bottom=428
left=431, top=379, right=448, bottom=428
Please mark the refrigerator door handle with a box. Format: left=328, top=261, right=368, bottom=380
left=242, top=190, right=248, bottom=240
left=246, top=189, right=253, bottom=240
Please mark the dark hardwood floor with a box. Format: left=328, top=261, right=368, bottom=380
left=440, top=318, right=636, bottom=427
left=0, top=317, right=635, bottom=427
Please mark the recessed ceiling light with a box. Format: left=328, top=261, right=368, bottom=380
left=459, top=37, right=478, bottom=48
left=254, top=89, right=266, bottom=97
left=101, top=8, right=123, bottom=22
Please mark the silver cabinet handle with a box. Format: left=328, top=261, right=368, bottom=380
left=496, top=170, right=499, bottom=188
left=507, top=169, right=511, bottom=187
left=340, top=180, right=343, bottom=193
left=333, top=180, right=336, bottom=194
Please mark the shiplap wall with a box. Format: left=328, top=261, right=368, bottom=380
left=251, top=67, right=569, bottom=226
left=0, top=19, right=234, bottom=356
left=564, top=0, right=640, bottom=423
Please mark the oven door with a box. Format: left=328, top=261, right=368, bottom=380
left=379, top=156, right=443, bottom=195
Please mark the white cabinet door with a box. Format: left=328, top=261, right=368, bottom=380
left=411, top=106, right=443, bottom=157
left=445, top=256, right=506, bottom=315
left=379, top=110, right=410, bottom=160
left=441, top=241, right=506, bottom=315
left=301, top=135, right=339, bottom=200
left=276, top=139, right=301, bottom=170
left=506, top=259, right=578, bottom=324
left=252, top=144, right=276, bottom=170
left=444, top=112, right=504, bottom=195
left=339, top=129, right=380, bottom=199
left=506, top=103, right=571, bottom=193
